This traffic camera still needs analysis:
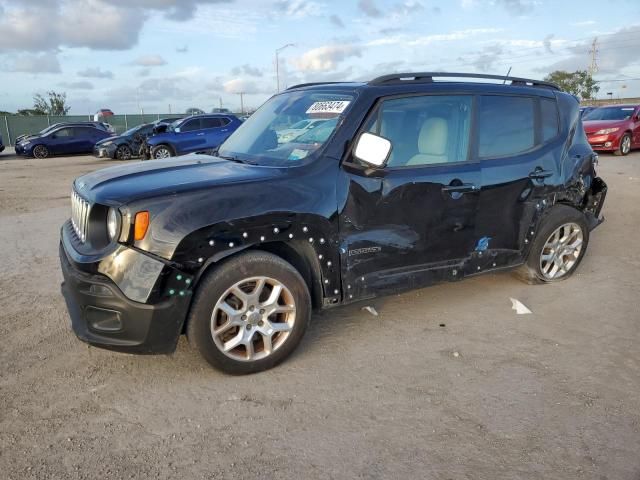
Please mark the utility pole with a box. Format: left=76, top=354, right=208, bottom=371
left=239, top=92, right=245, bottom=115
left=275, top=43, right=295, bottom=93
left=588, top=37, right=599, bottom=75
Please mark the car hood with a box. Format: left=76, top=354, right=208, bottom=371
left=74, top=154, right=281, bottom=205
left=583, top=119, right=628, bottom=134
left=18, top=134, right=41, bottom=143
left=96, top=135, right=125, bottom=145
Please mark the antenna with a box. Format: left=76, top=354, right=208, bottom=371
left=503, top=66, right=512, bottom=84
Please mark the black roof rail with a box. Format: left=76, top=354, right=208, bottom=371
left=369, top=72, right=560, bottom=90
left=286, top=81, right=347, bottom=90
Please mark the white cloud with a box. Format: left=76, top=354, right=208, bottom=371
left=130, top=55, right=167, bottom=67
left=78, top=67, right=114, bottom=79
left=223, top=78, right=271, bottom=94
left=571, top=20, right=596, bottom=27
left=274, top=0, right=324, bottom=18
left=408, top=28, right=502, bottom=46
left=292, top=45, right=363, bottom=72
left=7, top=54, right=62, bottom=73
left=0, top=0, right=229, bottom=53
left=59, top=80, right=94, bottom=90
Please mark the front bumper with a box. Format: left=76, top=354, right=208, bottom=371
left=59, top=238, right=191, bottom=354
left=93, top=143, right=117, bottom=159
left=587, top=133, right=621, bottom=151
left=14, top=143, right=27, bottom=155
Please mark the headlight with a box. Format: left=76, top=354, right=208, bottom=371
left=595, top=127, right=619, bottom=135
left=107, top=207, right=120, bottom=241
left=21, top=141, right=31, bottom=146
left=101, top=141, right=113, bottom=147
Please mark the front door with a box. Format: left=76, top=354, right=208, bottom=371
left=339, top=94, right=480, bottom=299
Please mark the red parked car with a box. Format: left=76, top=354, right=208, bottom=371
left=583, top=104, right=640, bottom=156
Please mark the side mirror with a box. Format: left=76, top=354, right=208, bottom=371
left=50, top=134, right=57, bottom=139
left=353, top=132, right=392, bottom=168
left=174, top=127, right=181, bottom=133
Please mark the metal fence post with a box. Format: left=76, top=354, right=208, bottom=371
left=4, top=116, right=11, bottom=144
left=124, top=114, right=128, bottom=130
left=47, top=116, right=51, bottom=126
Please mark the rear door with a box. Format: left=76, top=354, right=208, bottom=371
left=201, top=117, right=226, bottom=149
left=475, top=94, right=560, bottom=261
left=340, top=93, right=480, bottom=298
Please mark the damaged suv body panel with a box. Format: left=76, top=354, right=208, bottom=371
left=58, top=73, right=606, bottom=358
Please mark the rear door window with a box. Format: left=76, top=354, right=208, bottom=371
left=478, top=96, right=535, bottom=158
left=201, top=117, right=223, bottom=129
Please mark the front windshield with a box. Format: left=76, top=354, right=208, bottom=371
left=584, top=107, right=636, bottom=121
left=218, top=90, right=355, bottom=166
left=122, top=125, right=143, bottom=136
left=168, top=119, right=183, bottom=131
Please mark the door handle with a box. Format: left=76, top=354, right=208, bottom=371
left=442, top=183, right=477, bottom=193
left=196, top=133, right=205, bottom=136
left=528, top=167, right=553, bottom=179
left=220, top=129, right=228, bottom=132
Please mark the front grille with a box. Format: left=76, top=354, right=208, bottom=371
left=71, top=190, right=91, bottom=242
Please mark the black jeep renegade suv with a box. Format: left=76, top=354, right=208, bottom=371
left=60, top=73, right=607, bottom=374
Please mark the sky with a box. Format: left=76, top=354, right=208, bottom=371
left=0, top=0, right=639, bottom=114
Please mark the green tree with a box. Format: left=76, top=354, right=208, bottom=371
left=33, top=91, right=70, bottom=115
left=544, top=70, right=600, bottom=100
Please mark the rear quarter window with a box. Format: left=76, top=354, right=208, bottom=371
left=478, top=95, right=534, bottom=158
left=541, top=98, right=559, bottom=141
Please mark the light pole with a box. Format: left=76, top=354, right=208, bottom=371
left=275, top=43, right=295, bottom=93
left=238, top=92, right=245, bottom=115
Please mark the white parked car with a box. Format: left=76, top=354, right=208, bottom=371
left=276, top=118, right=327, bottom=143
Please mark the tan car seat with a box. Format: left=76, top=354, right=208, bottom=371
left=407, top=117, right=448, bottom=165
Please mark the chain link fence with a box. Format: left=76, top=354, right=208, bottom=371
left=1, top=114, right=185, bottom=144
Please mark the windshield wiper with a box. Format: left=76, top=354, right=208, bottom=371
left=217, top=154, right=257, bottom=165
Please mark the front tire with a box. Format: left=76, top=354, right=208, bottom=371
left=516, top=205, right=589, bottom=284
left=32, top=144, right=49, bottom=159
left=614, top=133, right=631, bottom=156
left=115, top=144, right=132, bottom=160
left=187, top=251, right=311, bottom=374
left=151, top=144, right=174, bottom=159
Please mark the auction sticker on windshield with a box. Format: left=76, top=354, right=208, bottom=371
left=306, top=101, right=350, bottom=115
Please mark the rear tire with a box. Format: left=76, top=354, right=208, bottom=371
left=187, top=251, right=311, bottom=374
left=614, top=133, right=631, bottom=156
left=151, top=144, right=174, bottom=159
left=516, top=205, right=589, bottom=284
left=32, top=144, right=49, bottom=159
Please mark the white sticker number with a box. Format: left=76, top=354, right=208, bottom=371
left=306, top=100, right=351, bottom=115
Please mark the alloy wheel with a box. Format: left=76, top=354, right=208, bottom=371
left=539, top=222, right=584, bottom=279
left=33, top=145, right=48, bottom=158
left=210, top=276, right=296, bottom=362
left=621, top=135, right=631, bottom=155
left=154, top=147, right=171, bottom=159
left=116, top=145, right=132, bottom=160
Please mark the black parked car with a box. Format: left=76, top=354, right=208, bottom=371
left=59, top=72, right=607, bottom=374
left=94, top=123, right=157, bottom=160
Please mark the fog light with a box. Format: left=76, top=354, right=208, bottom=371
left=88, top=284, right=113, bottom=297
left=85, top=306, right=122, bottom=332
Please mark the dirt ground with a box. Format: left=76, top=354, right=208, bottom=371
left=0, top=149, right=639, bottom=480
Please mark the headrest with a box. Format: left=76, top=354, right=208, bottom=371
left=417, top=117, right=448, bottom=155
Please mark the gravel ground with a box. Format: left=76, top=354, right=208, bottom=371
left=0, top=149, right=639, bottom=480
